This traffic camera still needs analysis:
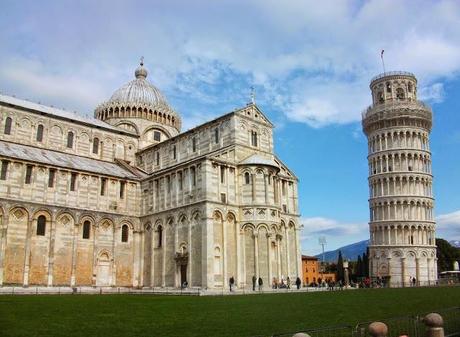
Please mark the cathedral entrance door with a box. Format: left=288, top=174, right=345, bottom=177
left=96, top=252, right=112, bottom=286
left=180, top=264, right=187, bottom=286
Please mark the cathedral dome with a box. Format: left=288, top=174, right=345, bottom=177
left=95, top=60, right=181, bottom=133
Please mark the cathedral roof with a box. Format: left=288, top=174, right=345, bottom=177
left=108, top=63, right=169, bottom=108
left=0, top=94, right=137, bottom=136
left=95, top=60, right=181, bottom=131
left=0, top=141, right=140, bottom=179
left=240, top=154, right=280, bottom=169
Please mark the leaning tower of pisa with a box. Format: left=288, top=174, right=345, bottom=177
left=362, top=71, right=437, bottom=287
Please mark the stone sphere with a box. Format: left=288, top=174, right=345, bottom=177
left=423, top=313, right=443, bottom=327
left=368, top=322, right=388, bottom=336
left=292, top=333, right=311, bottom=337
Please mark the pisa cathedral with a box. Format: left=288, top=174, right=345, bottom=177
left=362, top=71, right=437, bottom=286
left=0, top=62, right=301, bottom=289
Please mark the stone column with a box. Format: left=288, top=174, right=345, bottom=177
left=138, top=229, right=144, bottom=288
left=236, top=227, right=241, bottom=287
left=150, top=228, right=155, bottom=288
left=23, top=216, right=33, bottom=287
left=427, top=257, right=431, bottom=284
left=276, top=236, right=282, bottom=280
left=0, top=212, right=8, bottom=286
left=187, top=219, right=192, bottom=287
left=92, top=224, right=99, bottom=286
left=264, top=174, right=268, bottom=204
left=387, top=257, right=391, bottom=282
left=174, top=224, right=179, bottom=287
left=251, top=174, right=256, bottom=202
left=70, top=222, right=79, bottom=287
left=401, top=257, right=406, bottom=287
left=254, top=233, right=259, bottom=278
left=267, top=233, right=272, bottom=287
left=415, top=257, right=420, bottom=285
left=241, top=229, right=246, bottom=287
left=162, top=229, right=166, bottom=287
left=285, top=227, right=291, bottom=278
left=295, top=228, right=301, bottom=278
left=222, top=217, right=227, bottom=288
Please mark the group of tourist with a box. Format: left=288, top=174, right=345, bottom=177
left=227, top=276, right=303, bottom=292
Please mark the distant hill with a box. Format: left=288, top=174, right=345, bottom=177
left=315, top=239, right=369, bottom=262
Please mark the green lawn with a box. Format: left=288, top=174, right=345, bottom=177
left=0, top=287, right=459, bottom=337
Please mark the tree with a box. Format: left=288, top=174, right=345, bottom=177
left=436, top=238, right=460, bottom=272
left=337, top=250, right=344, bottom=282
left=364, top=247, right=370, bottom=277
left=357, top=255, right=363, bottom=278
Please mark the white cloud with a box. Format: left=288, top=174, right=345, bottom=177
left=437, top=210, right=460, bottom=229
left=0, top=0, right=460, bottom=127
left=300, top=216, right=368, bottom=255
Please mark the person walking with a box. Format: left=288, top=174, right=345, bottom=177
left=412, top=277, right=417, bottom=287
left=296, top=277, right=301, bottom=290
left=252, top=275, right=257, bottom=291
left=258, top=277, right=263, bottom=291
left=287, top=277, right=291, bottom=289
left=229, top=276, right=235, bottom=292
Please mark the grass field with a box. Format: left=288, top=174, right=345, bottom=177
left=0, top=287, right=459, bottom=337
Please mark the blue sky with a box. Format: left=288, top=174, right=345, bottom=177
left=1, top=0, right=460, bottom=255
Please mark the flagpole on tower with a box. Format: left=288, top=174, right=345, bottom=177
left=381, top=49, right=386, bottom=74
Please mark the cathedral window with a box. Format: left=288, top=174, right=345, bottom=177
left=172, top=145, right=177, bottom=159
left=82, top=221, right=91, bottom=239
left=251, top=131, right=258, bottom=147
left=120, top=181, right=125, bottom=199
left=0, top=160, right=9, bottom=180
left=48, top=169, right=55, bottom=187
left=157, top=226, right=163, bottom=247
left=153, top=131, right=161, bottom=142
left=192, top=137, right=197, bottom=152
left=70, top=173, right=77, bottom=191
left=25, top=165, right=33, bottom=184
left=100, top=178, right=107, bottom=195
left=214, top=128, right=219, bottom=144
left=178, top=172, right=183, bottom=190
left=191, top=166, right=196, bottom=186
left=93, top=137, right=99, bottom=154
left=282, top=180, right=286, bottom=196
left=220, top=166, right=225, bottom=184
left=4, top=117, right=12, bottom=135
left=121, top=224, right=129, bottom=242
left=167, top=176, right=171, bottom=193
left=67, top=131, right=74, bottom=148
left=244, top=172, right=250, bottom=185
left=220, top=193, right=226, bottom=203
left=156, top=152, right=160, bottom=166
left=36, top=215, right=46, bottom=236
left=36, top=124, right=44, bottom=142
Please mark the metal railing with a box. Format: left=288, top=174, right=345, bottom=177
left=272, top=325, right=353, bottom=337
left=362, top=100, right=432, bottom=120
left=370, top=71, right=416, bottom=83
left=267, top=307, right=460, bottom=337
